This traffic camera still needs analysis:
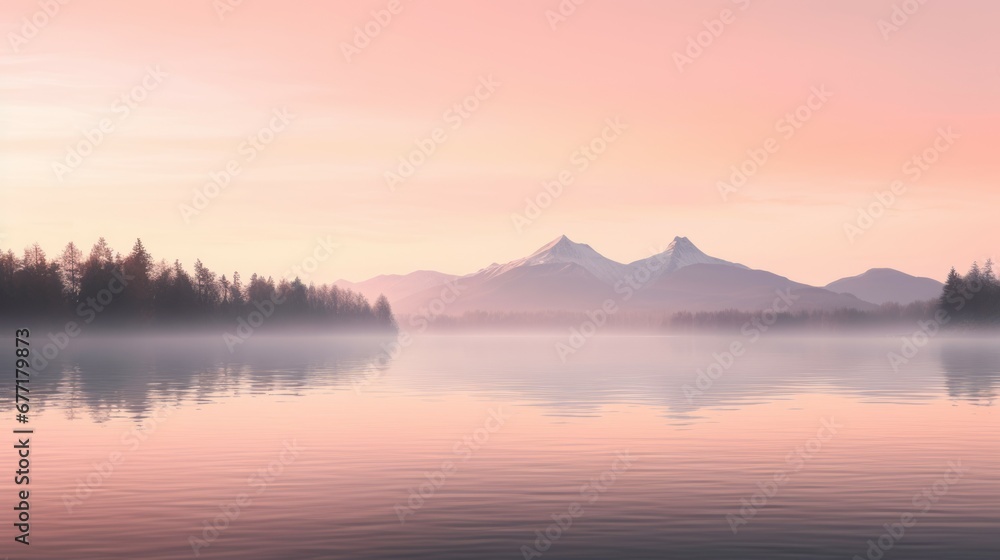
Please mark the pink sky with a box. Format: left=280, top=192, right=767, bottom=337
left=1, top=0, right=998, bottom=286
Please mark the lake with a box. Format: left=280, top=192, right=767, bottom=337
left=3, top=333, right=998, bottom=559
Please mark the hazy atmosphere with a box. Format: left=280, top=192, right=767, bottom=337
left=2, top=2, right=998, bottom=560
left=2, top=0, right=999, bottom=285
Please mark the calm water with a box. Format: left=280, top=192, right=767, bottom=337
left=2, top=334, right=998, bottom=559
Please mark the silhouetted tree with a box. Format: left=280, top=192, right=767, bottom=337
left=78, top=237, right=117, bottom=315
left=0, top=250, right=17, bottom=311
left=374, top=294, right=396, bottom=328
left=120, top=238, right=154, bottom=319
left=192, top=259, right=219, bottom=308
left=59, top=242, right=83, bottom=301
left=938, top=260, right=1000, bottom=326
left=229, top=271, right=244, bottom=306
left=219, top=274, right=231, bottom=304
left=22, top=245, right=64, bottom=316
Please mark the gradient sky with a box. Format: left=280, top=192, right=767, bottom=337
left=2, top=0, right=998, bottom=286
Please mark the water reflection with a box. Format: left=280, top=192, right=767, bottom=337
left=941, top=339, right=1000, bottom=406
left=3, top=335, right=390, bottom=422
left=3, top=334, right=996, bottom=423
left=2, top=334, right=998, bottom=560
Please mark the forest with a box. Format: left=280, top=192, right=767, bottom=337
left=937, top=260, right=1000, bottom=325
left=0, top=238, right=397, bottom=331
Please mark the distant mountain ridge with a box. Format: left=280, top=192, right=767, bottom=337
left=337, top=236, right=940, bottom=315
left=824, top=268, right=943, bottom=305
left=334, top=270, right=458, bottom=305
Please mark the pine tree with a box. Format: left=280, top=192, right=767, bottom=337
left=88, top=237, right=113, bottom=265
left=59, top=242, right=83, bottom=300
left=230, top=271, right=244, bottom=306
left=219, top=274, right=230, bottom=304
left=984, top=259, right=996, bottom=286
left=940, top=267, right=962, bottom=313
left=192, top=259, right=218, bottom=306
left=121, top=238, right=154, bottom=319
left=18, top=244, right=64, bottom=316
left=126, top=239, right=152, bottom=278
left=983, top=258, right=999, bottom=324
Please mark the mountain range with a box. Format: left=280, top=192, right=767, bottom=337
left=335, top=236, right=944, bottom=316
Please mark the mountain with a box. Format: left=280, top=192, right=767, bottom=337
left=627, top=263, right=876, bottom=313
left=380, top=235, right=874, bottom=316
left=334, top=270, right=458, bottom=304
left=627, top=236, right=747, bottom=278
left=825, top=268, right=944, bottom=305
left=394, top=236, right=622, bottom=314
left=402, top=260, right=617, bottom=314
left=474, top=235, right=628, bottom=284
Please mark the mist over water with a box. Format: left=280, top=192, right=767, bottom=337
left=2, top=333, right=997, bottom=559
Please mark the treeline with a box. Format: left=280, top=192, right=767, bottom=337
left=411, top=303, right=942, bottom=333
left=668, top=300, right=939, bottom=331
left=0, top=238, right=397, bottom=331
left=939, top=260, right=1000, bottom=325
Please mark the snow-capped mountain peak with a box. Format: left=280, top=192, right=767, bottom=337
left=478, top=235, right=628, bottom=284
left=467, top=235, right=744, bottom=286
left=526, top=235, right=601, bottom=262
left=629, top=236, right=746, bottom=274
